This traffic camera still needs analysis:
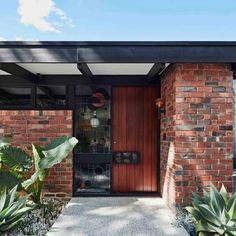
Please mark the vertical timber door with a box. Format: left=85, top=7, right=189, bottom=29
left=112, top=87, right=158, bottom=193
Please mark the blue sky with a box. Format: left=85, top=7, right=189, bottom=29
left=0, top=0, right=235, bottom=41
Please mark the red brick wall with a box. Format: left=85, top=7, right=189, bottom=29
left=160, top=66, right=177, bottom=206
left=0, top=110, right=73, bottom=200
left=161, top=64, right=234, bottom=208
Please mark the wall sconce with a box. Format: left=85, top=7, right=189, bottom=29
left=155, top=98, right=165, bottom=120
left=90, top=111, right=100, bottom=128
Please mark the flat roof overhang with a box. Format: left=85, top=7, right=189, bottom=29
left=1, top=41, right=236, bottom=63
left=0, top=41, right=236, bottom=89
left=0, top=41, right=236, bottom=109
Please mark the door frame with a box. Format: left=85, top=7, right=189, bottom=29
left=73, top=84, right=161, bottom=197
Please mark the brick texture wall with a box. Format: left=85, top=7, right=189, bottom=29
left=161, top=64, right=234, bottom=208
left=0, top=110, right=73, bottom=200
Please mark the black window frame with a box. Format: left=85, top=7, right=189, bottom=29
left=0, top=85, right=75, bottom=111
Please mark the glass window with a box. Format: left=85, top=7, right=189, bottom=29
left=74, top=86, right=111, bottom=154
left=0, top=87, right=31, bottom=107
left=74, top=85, right=111, bottom=194
left=37, top=85, right=66, bottom=109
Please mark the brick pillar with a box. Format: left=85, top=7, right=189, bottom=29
left=0, top=110, right=73, bottom=200
left=160, top=64, right=234, bottom=208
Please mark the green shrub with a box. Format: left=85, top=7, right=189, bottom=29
left=186, top=184, right=236, bottom=236
left=0, top=185, right=33, bottom=234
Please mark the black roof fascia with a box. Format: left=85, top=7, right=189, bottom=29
left=1, top=41, right=236, bottom=63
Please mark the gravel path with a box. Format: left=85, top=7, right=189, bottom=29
left=47, top=197, right=188, bottom=236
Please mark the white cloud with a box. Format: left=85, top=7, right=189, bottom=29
left=15, top=36, right=39, bottom=41
left=52, top=5, right=75, bottom=28
left=18, top=0, right=74, bottom=33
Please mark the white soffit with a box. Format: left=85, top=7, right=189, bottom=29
left=17, top=63, right=82, bottom=75
left=88, top=63, right=154, bottom=75
left=0, top=70, right=10, bottom=75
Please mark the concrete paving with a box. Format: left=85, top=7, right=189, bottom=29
left=47, top=197, right=188, bottom=236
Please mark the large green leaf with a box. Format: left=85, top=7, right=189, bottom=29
left=0, top=189, right=6, bottom=212
left=0, top=172, right=20, bottom=190
left=21, top=172, right=38, bottom=189
left=0, top=188, right=33, bottom=233
left=3, top=194, right=30, bottom=220
left=227, top=193, right=236, bottom=219
left=220, top=184, right=230, bottom=204
left=0, top=146, right=32, bottom=171
left=32, top=144, right=47, bottom=181
left=8, top=185, right=18, bottom=207
left=39, top=137, right=78, bottom=169
left=203, top=190, right=211, bottom=205
left=192, top=191, right=204, bottom=206
left=44, top=136, right=70, bottom=151
left=5, top=206, right=32, bottom=226
left=186, top=206, right=202, bottom=221
left=225, top=232, right=236, bottom=236
left=198, top=204, right=221, bottom=227
left=196, top=220, right=216, bottom=233
left=210, top=184, right=225, bottom=215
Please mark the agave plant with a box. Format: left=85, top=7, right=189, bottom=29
left=186, top=184, right=236, bottom=236
left=0, top=185, right=33, bottom=234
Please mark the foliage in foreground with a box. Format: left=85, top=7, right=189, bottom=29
left=186, top=184, right=236, bottom=236
left=0, top=186, right=33, bottom=234
left=0, top=136, right=78, bottom=204
left=0, top=136, right=32, bottom=190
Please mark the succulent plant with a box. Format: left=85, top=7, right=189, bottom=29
left=0, top=185, right=33, bottom=234
left=186, top=184, right=236, bottom=236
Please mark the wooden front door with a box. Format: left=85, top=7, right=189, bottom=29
left=112, top=87, right=158, bottom=192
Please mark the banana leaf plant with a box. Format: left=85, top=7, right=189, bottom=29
left=0, top=185, right=33, bottom=234
left=186, top=184, right=236, bottom=236
left=22, top=137, right=78, bottom=204
left=0, top=136, right=78, bottom=204
left=0, top=137, right=32, bottom=190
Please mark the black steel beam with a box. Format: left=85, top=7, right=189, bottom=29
left=148, top=63, right=165, bottom=83
left=148, top=63, right=166, bottom=78
left=0, top=63, right=37, bottom=83
left=0, top=75, right=155, bottom=86
left=32, top=75, right=154, bottom=85
left=1, top=41, right=236, bottom=63
left=77, top=63, right=93, bottom=84
left=77, top=63, right=92, bottom=76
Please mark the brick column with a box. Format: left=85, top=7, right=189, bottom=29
left=160, top=64, right=233, bottom=208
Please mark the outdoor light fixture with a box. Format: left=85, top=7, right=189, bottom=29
left=90, top=111, right=100, bottom=128
left=155, top=98, right=165, bottom=120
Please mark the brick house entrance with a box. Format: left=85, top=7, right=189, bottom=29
left=0, top=42, right=235, bottom=209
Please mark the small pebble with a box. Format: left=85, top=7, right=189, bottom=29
left=8, top=198, right=66, bottom=236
